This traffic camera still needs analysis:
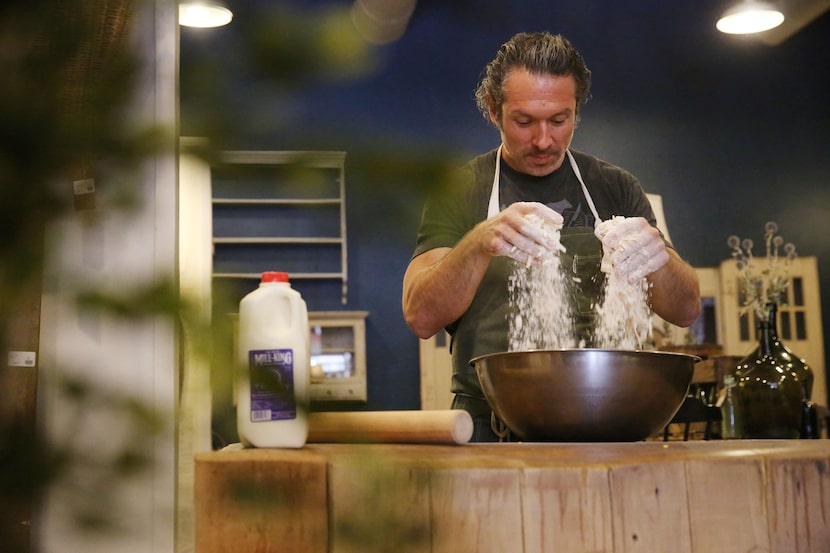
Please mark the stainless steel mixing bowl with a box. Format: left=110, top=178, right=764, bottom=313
left=472, top=349, right=698, bottom=442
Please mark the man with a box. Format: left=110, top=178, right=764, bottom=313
left=402, top=32, right=700, bottom=441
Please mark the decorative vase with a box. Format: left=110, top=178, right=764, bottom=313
left=735, top=303, right=805, bottom=439
left=758, top=303, right=816, bottom=437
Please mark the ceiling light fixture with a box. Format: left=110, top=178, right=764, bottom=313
left=179, top=0, right=233, bottom=28
left=716, top=1, right=785, bottom=34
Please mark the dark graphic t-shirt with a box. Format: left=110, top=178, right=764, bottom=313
left=498, top=158, right=596, bottom=228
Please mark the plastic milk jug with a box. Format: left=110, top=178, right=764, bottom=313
left=236, top=271, right=309, bottom=448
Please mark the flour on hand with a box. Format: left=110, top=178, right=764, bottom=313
left=508, top=213, right=575, bottom=351
left=508, top=215, right=654, bottom=352
left=593, top=216, right=653, bottom=349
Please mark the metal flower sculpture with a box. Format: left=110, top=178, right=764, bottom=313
left=727, top=222, right=797, bottom=321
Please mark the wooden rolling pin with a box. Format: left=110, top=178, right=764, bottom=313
left=307, top=409, right=473, bottom=445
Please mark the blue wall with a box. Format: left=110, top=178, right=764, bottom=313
left=182, top=1, right=830, bottom=415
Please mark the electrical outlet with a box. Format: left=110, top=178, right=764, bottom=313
left=73, top=178, right=95, bottom=195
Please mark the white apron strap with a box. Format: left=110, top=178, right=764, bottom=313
left=488, top=146, right=602, bottom=225
left=487, top=144, right=503, bottom=219
left=566, top=150, right=602, bottom=225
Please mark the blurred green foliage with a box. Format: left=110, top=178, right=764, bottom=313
left=0, top=0, right=176, bottom=547
left=0, top=0, right=455, bottom=550
left=0, top=0, right=163, bottom=306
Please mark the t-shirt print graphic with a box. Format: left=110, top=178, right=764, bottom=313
left=550, top=200, right=595, bottom=228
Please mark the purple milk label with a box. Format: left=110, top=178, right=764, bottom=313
left=248, top=348, right=296, bottom=422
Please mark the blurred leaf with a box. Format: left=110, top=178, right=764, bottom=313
left=248, top=4, right=377, bottom=84
left=75, top=278, right=184, bottom=320
left=113, top=449, right=150, bottom=476
left=0, top=418, right=65, bottom=500
left=227, top=476, right=287, bottom=510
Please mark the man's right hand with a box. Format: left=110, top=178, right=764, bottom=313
left=480, top=202, right=565, bottom=265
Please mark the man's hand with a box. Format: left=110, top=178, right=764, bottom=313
left=595, top=216, right=669, bottom=283
left=485, top=202, right=565, bottom=265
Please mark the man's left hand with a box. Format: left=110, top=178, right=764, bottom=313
left=595, top=217, right=669, bottom=283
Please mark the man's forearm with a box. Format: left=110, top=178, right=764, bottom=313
left=648, top=249, right=701, bottom=327
left=402, top=238, right=492, bottom=339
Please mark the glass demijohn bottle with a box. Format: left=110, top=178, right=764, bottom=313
left=734, top=304, right=802, bottom=439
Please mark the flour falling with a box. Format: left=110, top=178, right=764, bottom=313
left=508, top=214, right=575, bottom=351
left=508, top=215, right=653, bottom=351
left=594, top=217, right=653, bottom=349
left=508, top=215, right=574, bottom=351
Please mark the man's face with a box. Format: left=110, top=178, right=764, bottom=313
left=490, top=69, right=578, bottom=177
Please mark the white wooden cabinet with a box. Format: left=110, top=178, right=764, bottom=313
left=309, top=311, right=369, bottom=402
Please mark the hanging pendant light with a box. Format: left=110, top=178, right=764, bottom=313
left=716, top=1, right=785, bottom=34
left=179, top=0, right=233, bottom=28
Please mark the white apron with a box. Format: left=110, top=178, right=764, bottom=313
left=487, top=144, right=602, bottom=223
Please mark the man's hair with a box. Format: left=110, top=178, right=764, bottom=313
left=475, top=32, right=592, bottom=124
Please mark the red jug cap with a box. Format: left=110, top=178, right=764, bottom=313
left=261, top=271, right=289, bottom=283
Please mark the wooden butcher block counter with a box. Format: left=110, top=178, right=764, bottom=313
left=195, top=440, right=830, bottom=553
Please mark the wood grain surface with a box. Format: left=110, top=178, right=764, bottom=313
left=195, top=441, right=830, bottom=553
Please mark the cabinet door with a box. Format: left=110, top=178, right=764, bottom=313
left=419, top=331, right=454, bottom=410
left=719, top=256, right=826, bottom=407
